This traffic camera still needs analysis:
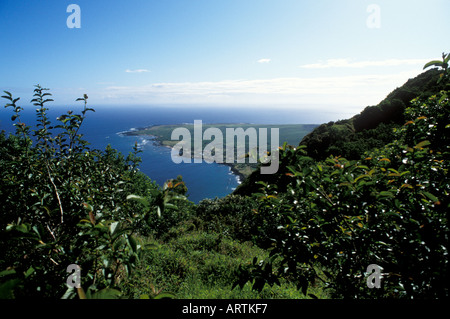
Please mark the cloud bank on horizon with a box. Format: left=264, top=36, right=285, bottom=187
left=92, top=62, right=424, bottom=113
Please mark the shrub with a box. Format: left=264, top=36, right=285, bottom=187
left=0, top=86, right=184, bottom=298
left=238, top=59, right=449, bottom=298
left=194, top=195, right=258, bottom=242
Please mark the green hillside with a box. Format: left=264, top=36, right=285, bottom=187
left=299, top=68, right=443, bottom=161
left=234, top=68, right=445, bottom=196
left=1, top=53, right=448, bottom=300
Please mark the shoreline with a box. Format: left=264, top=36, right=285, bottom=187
left=119, top=129, right=248, bottom=184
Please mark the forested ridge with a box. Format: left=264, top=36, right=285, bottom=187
left=235, top=67, right=445, bottom=196
left=300, top=68, right=443, bottom=161
left=0, top=54, right=448, bottom=299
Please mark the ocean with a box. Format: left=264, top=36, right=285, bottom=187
left=0, top=104, right=318, bottom=203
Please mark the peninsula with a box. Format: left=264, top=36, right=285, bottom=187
left=121, top=123, right=318, bottom=180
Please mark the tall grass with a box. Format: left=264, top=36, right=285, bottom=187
left=122, top=231, right=328, bottom=299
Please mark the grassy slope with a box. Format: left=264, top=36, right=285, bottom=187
left=124, top=231, right=328, bottom=299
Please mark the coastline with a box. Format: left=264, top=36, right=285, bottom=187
left=119, top=128, right=248, bottom=184
left=223, top=162, right=245, bottom=185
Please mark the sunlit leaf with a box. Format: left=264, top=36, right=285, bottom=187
left=423, top=60, right=443, bottom=69
left=414, top=140, right=431, bottom=149
left=422, top=191, right=438, bottom=203
left=110, top=221, right=119, bottom=235
left=126, top=194, right=150, bottom=207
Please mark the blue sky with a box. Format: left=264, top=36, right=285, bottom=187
left=0, top=0, right=448, bottom=120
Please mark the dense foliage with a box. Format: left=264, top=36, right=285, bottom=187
left=1, top=53, right=448, bottom=299
left=297, top=68, right=444, bottom=162
left=0, top=87, right=186, bottom=298
left=234, top=55, right=449, bottom=298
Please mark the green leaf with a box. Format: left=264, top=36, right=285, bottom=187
left=444, top=53, right=450, bottom=64
left=388, top=168, right=400, bottom=174
left=0, top=269, right=16, bottom=277
left=144, top=243, right=159, bottom=250
left=126, top=194, right=149, bottom=207
left=422, top=191, right=438, bottom=203
left=7, top=223, right=31, bottom=234
left=0, top=279, right=21, bottom=299
left=127, top=235, right=137, bottom=253
left=414, top=140, right=431, bottom=149
left=164, top=203, right=178, bottom=210
left=89, top=288, right=122, bottom=299
left=256, top=181, right=268, bottom=187
left=24, top=267, right=35, bottom=278
left=354, top=174, right=369, bottom=183
left=423, top=60, right=443, bottom=70
left=2, top=91, right=12, bottom=97
left=153, top=292, right=175, bottom=299
left=379, top=191, right=395, bottom=198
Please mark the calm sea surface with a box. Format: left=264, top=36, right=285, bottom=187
left=0, top=104, right=318, bottom=202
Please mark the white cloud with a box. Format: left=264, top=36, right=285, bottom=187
left=257, top=58, right=271, bottom=64
left=125, top=69, right=150, bottom=73
left=300, top=58, right=429, bottom=69
left=91, top=69, right=421, bottom=110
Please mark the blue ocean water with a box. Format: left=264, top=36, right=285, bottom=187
left=0, top=104, right=317, bottom=203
